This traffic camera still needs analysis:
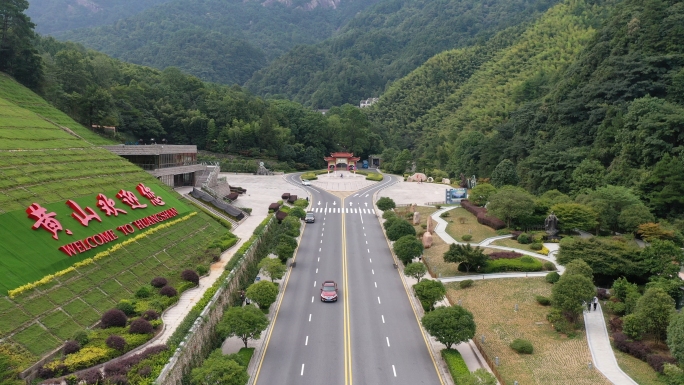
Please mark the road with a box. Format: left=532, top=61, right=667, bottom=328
left=253, top=173, right=443, bottom=385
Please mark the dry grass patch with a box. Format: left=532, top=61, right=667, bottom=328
left=443, top=207, right=498, bottom=243
left=423, top=231, right=464, bottom=278
left=446, top=278, right=611, bottom=385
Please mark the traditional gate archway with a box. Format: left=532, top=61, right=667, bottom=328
left=324, top=152, right=361, bottom=172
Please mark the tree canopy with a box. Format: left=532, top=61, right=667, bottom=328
left=421, top=305, right=476, bottom=349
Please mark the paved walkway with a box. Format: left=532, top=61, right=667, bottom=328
left=431, top=207, right=636, bottom=385
left=584, top=303, right=638, bottom=385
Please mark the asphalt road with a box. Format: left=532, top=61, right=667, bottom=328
left=254, top=173, right=443, bottom=385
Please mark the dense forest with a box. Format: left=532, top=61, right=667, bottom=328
left=26, top=0, right=174, bottom=34
left=370, top=0, right=684, bottom=219
left=47, top=0, right=379, bottom=85
left=246, top=0, right=562, bottom=108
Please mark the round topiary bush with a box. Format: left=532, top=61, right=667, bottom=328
left=115, top=300, right=136, bottom=316
left=159, top=285, right=177, bottom=297
left=545, top=271, right=560, bottom=284
left=543, top=261, right=556, bottom=271
left=181, top=269, right=200, bottom=285
left=461, top=234, right=473, bottom=242
left=101, top=309, right=127, bottom=328
left=135, top=286, right=152, bottom=299
left=520, top=256, right=534, bottom=263
left=106, top=335, right=126, bottom=351
left=382, top=210, right=397, bottom=220
left=510, top=339, right=533, bottom=354
left=63, top=340, right=81, bottom=355
left=459, top=279, right=474, bottom=289
left=535, top=295, right=551, bottom=306
left=529, top=242, right=543, bottom=251
left=129, top=318, right=154, bottom=334
left=150, top=277, right=167, bottom=288
left=142, top=310, right=159, bottom=320
left=517, top=233, right=531, bottom=244
left=377, top=197, right=396, bottom=211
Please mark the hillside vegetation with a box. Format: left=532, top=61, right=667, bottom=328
left=372, top=0, right=684, bottom=216
left=55, top=0, right=380, bottom=85
left=246, top=0, right=561, bottom=108
left=0, top=74, right=228, bottom=376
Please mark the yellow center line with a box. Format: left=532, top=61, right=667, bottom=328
left=342, top=198, right=352, bottom=385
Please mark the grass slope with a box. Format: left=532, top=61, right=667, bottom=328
left=0, top=75, right=229, bottom=367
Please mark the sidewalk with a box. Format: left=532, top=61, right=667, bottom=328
left=584, top=303, right=638, bottom=385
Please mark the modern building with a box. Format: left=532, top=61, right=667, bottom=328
left=102, top=144, right=205, bottom=187
left=359, top=98, right=379, bottom=108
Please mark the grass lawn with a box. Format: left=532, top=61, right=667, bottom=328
left=422, top=227, right=465, bottom=278
left=446, top=278, right=612, bottom=385
left=443, top=207, right=498, bottom=243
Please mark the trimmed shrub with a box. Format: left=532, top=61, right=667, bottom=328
left=647, top=355, right=677, bottom=373
left=159, top=285, right=177, bottom=297
left=536, top=296, right=551, bottom=306
left=529, top=242, right=543, bottom=251
left=461, top=235, right=472, bottom=241
left=460, top=199, right=506, bottom=230
left=150, top=277, right=167, bottom=288
left=104, top=361, right=127, bottom=376
left=106, top=335, right=126, bottom=351
left=543, top=261, right=556, bottom=271
left=129, top=318, right=154, bottom=334
left=387, top=220, right=416, bottom=241
left=196, top=265, right=209, bottom=276
left=142, top=310, right=159, bottom=320
left=105, top=374, right=128, bottom=385
left=609, top=317, right=623, bottom=332
left=517, top=233, right=532, bottom=244
left=520, top=256, right=534, bottom=263
left=441, top=349, right=470, bottom=379
left=510, top=339, right=533, bottom=354
left=101, top=309, right=127, bottom=328
left=459, top=280, right=474, bottom=289
left=383, top=216, right=399, bottom=230
left=63, top=340, right=81, bottom=355
left=382, top=210, right=397, bottom=220
left=606, top=301, right=626, bottom=316
left=511, top=231, right=523, bottom=240
left=73, top=330, right=89, bottom=346
left=480, top=257, right=543, bottom=273
left=290, top=206, right=306, bottom=219
left=181, top=269, right=200, bottom=285
left=377, top=197, right=396, bottom=211
left=116, top=300, right=136, bottom=316
left=135, top=286, right=152, bottom=299
left=546, top=272, right=560, bottom=284
left=293, top=199, right=309, bottom=208
left=489, top=251, right=522, bottom=260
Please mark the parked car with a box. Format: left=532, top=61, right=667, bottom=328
left=320, top=281, right=338, bottom=302
left=305, top=211, right=315, bottom=223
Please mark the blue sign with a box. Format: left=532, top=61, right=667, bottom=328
left=445, top=188, right=467, bottom=204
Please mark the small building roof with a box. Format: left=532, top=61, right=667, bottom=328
left=102, top=144, right=197, bottom=156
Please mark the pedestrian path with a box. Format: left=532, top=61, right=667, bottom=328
left=584, top=303, right=639, bottom=385
left=430, top=207, right=636, bottom=385
left=309, top=207, right=376, bottom=215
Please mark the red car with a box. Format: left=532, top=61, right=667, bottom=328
left=320, top=280, right=338, bottom=302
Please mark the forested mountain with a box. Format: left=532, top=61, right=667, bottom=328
left=371, top=0, right=684, bottom=217
left=26, top=0, right=174, bottom=35
left=246, top=0, right=562, bottom=108
left=51, top=0, right=379, bottom=86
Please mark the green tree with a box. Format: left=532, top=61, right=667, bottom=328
left=551, top=274, right=595, bottom=322
left=245, top=281, right=278, bottom=310
left=632, top=287, right=675, bottom=343
left=646, top=277, right=684, bottom=306
left=635, top=240, right=684, bottom=279
left=443, top=243, right=488, bottom=273
left=289, top=206, right=306, bottom=220
left=469, top=183, right=497, bottom=207
left=390, top=149, right=413, bottom=175
left=571, top=159, right=606, bottom=193
left=258, top=258, right=286, bottom=282
left=376, top=197, right=396, bottom=211
left=218, top=306, right=269, bottom=348
left=575, top=185, right=641, bottom=233
left=275, top=242, right=295, bottom=262
left=190, top=349, right=248, bottom=385
left=668, top=310, right=684, bottom=366
left=487, top=186, right=535, bottom=228
left=421, top=305, right=475, bottom=349
left=387, top=220, right=416, bottom=241
left=563, top=259, right=593, bottom=280
left=618, top=204, right=655, bottom=233
left=413, top=279, right=446, bottom=312
left=404, top=262, right=427, bottom=282
left=0, top=0, right=43, bottom=89
left=550, top=203, right=598, bottom=232
left=556, top=237, right=640, bottom=281
left=394, top=236, right=423, bottom=266
left=490, top=159, right=519, bottom=188
left=640, top=154, right=684, bottom=218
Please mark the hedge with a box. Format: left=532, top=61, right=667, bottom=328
left=441, top=349, right=469, bottom=381
left=480, top=257, right=543, bottom=273
left=460, top=199, right=506, bottom=230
